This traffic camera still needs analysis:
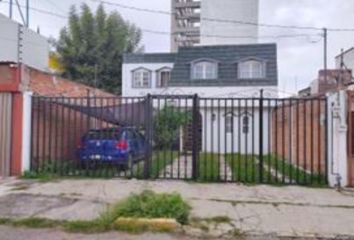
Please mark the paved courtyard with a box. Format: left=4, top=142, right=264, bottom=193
left=0, top=178, right=354, bottom=239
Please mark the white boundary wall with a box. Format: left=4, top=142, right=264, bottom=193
left=21, top=91, right=32, bottom=173
left=327, top=90, right=348, bottom=187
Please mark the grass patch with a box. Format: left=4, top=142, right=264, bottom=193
left=197, top=153, right=221, bottom=182
left=0, top=191, right=190, bottom=234
left=23, top=152, right=178, bottom=180
left=0, top=218, right=11, bottom=225
left=22, top=166, right=59, bottom=182
left=224, top=153, right=326, bottom=186
left=63, top=219, right=111, bottom=233
left=150, top=151, right=178, bottom=178
left=265, top=154, right=327, bottom=186
left=133, top=151, right=178, bottom=179
left=114, top=190, right=191, bottom=225
left=225, top=153, right=268, bottom=183
left=11, top=218, right=62, bottom=228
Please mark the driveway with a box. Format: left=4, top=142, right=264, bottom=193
left=0, top=178, right=354, bottom=239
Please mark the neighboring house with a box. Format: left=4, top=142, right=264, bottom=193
left=335, top=47, right=354, bottom=72
left=0, top=62, right=115, bottom=176
left=122, top=43, right=278, bottom=154
left=0, top=13, right=49, bottom=71
left=298, top=86, right=311, bottom=97
left=301, top=69, right=353, bottom=97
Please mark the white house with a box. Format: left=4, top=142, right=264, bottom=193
left=122, top=43, right=278, bottom=154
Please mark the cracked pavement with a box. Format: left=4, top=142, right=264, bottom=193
left=1, top=178, right=354, bottom=239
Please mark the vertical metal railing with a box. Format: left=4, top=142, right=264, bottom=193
left=28, top=95, right=328, bottom=185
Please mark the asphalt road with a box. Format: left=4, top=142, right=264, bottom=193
left=1, top=226, right=341, bottom=240
left=0, top=226, right=195, bottom=240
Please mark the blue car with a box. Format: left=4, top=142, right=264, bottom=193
left=77, top=128, right=146, bottom=168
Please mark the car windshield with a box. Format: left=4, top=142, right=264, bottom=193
left=85, top=129, right=122, bottom=140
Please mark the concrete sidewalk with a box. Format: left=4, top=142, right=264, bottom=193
left=1, top=178, right=354, bottom=239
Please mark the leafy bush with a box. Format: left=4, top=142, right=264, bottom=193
left=22, top=162, right=59, bottom=181
left=114, top=190, right=191, bottom=224
left=154, top=106, right=192, bottom=149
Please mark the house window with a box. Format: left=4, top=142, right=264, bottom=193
left=192, top=61, right=217, bottom=79
left=238, top=60, right=266, bottom=79
left=132, top=69, right=151, bottom=88
left=225, top=115, right=233, bottom=133
left=242, top=116, right=249, bottom=134
left=157, top=69, right=171, bottom=88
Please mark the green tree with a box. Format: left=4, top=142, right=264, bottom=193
left=56, top=3, right=142, bottom=94
left=154, top=106, right=192, bottom=149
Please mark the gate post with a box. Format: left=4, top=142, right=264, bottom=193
left=192, top=94, right=199, bottom=180
left=144, top=94, right=152, bottom=179
left=259, top=89, right=264, bottom=182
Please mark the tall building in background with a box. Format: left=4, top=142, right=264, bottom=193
left=171, top=0, right=259, bottom=52
left=170, top=0, right=201, bottom=52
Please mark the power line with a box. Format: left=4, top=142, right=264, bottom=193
left=0, top=1, right=322, bottom=41
left=91, top=0, right=354, bottom=32
left=0, top=0, right=67, bottom=19
left=2, top=0, right=354, bottom=33
left=142, top=28, right=322, bottom=41
left=45, top=0, right=67, bottom=15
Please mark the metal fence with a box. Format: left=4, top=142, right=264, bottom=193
left=30, top=94, right=328, bottom=185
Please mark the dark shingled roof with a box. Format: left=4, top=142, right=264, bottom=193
left=124, top=43, right=278, bottom=87
left=123, top=53, right=176, bottom=63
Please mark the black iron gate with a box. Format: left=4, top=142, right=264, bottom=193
left=30, top=94, right=328, bottom=185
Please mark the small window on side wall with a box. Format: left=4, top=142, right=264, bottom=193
left=157, top=68, right=171, bottom=88
left=132, top=68, right=151, bottom=88
left=238, top=60, right=266, bottom=79
left=242, top=116, right=249, bottom=134
left=225, top=115, right=234, bottom=133
left=192, top=60, right=218, bottom=80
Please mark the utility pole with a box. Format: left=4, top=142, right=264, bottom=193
left=8, top=0, right=29, bottom=27
left=26, top=0, right=29, bottom=27
left=339, top=48, right=344, bottom=89
left=9, top=0, right=13, bottom=19
left=323, top=28, right=328, bottom=88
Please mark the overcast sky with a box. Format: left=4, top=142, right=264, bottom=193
left=1, top=0, right=354, bottom=95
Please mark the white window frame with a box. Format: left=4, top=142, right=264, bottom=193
left=225, top=115, right=234, bottom=133
left=156, top=67, right=171, bottom=88
left=238, top=59, right=266, bottom=79
left=242, top=115, right=250, bottom=134
left=191, top=60, right=218, bottom=80
left=132, top=68, right=151, bottom=88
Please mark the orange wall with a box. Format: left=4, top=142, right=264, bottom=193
left=271, top=100, right=326, bottom=174
left=0, top=64, right=23, bottom=176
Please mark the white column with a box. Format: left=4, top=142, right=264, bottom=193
left=21, top=91, right=33, bottom=173
left=327, top=90, right=348, bottom=187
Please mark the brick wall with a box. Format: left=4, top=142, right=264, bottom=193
left=315, top=69, right=352, bottom=95
left=31, top=100, right=113, bottom=169
left=272, top=99, right=326, bottom=174
left=26, top=67, right=117, bottom=169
